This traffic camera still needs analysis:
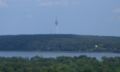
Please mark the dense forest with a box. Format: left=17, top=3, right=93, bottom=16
left=0, top=56, right=119, bottom=72
left=0, top=34, right=120, bottom=52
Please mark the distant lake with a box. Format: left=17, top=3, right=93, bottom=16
left=0, top=51, right=120, bottom=60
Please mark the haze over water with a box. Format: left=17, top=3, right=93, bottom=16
left=0, top=51, right=120, bottom=60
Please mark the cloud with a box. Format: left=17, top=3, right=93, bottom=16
left=113, top=8, right=120, bottom=20
left=0, top=0, right=7, bottom=8
left=113, top=8, right=120, bottom=13
left=38, top=0, right=80, bottom=7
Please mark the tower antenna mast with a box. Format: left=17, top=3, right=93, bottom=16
left=55, top=17, right=58, bottom=34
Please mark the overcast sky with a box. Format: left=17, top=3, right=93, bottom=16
left=0, top=0, right=120, bottom=36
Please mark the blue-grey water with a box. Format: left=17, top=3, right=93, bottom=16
left=0, top=51, right=120, bottom=60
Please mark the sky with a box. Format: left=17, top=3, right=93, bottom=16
left=0, top=0, right=120, bottom=36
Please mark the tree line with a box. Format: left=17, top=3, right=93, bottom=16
left=0, top=56, right=119, bottom=72
left=0, top=34, right=120, bottom=52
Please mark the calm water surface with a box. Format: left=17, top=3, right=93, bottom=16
left=0, top=51, right=120, bottom=60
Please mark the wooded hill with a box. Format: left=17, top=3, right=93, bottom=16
left=0, top=34, right=120, bottom=52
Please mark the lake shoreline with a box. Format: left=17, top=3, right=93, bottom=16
left=0, top=50, right=119, bottom=53
left=0, top=51, right=119, bottom=60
